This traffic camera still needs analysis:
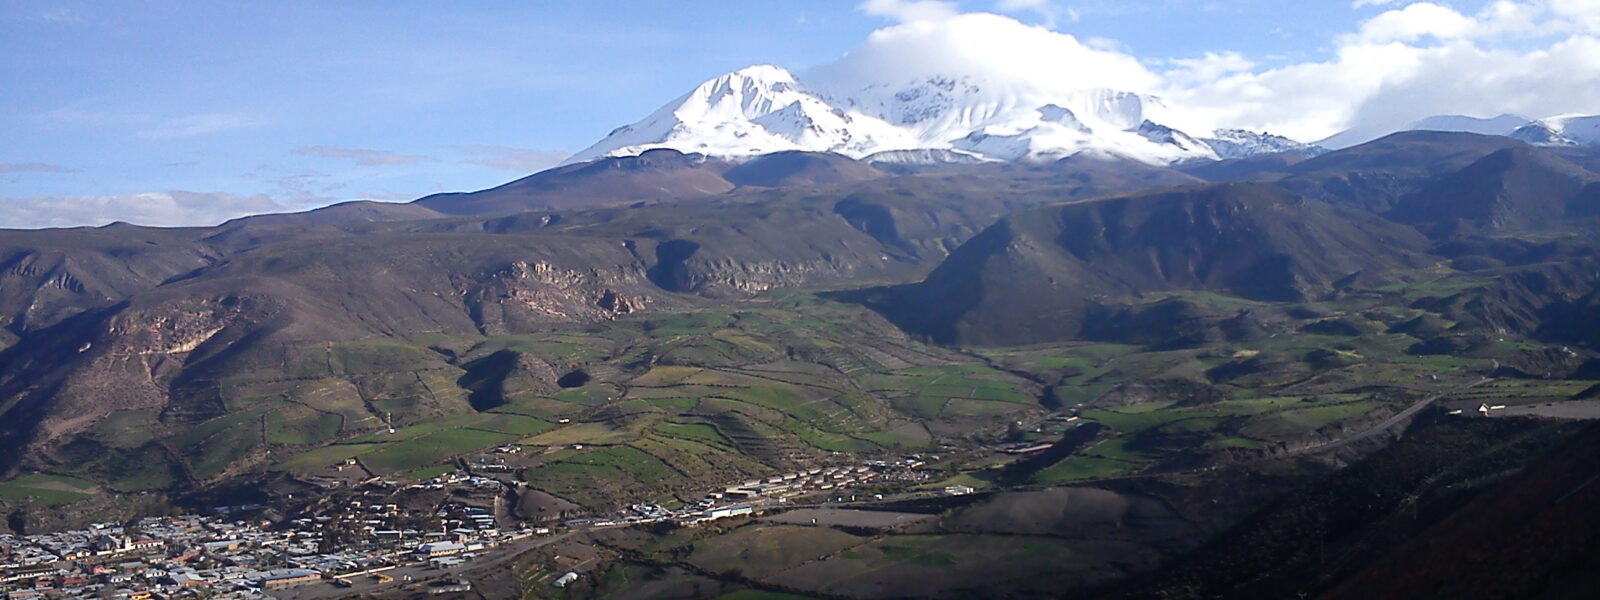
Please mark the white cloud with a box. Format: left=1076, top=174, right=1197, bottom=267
left=818, top=6, right=1600, bottom=146
left=1549, top=0, right=1600, bottom=29
left=813, top=13, right=1163, bottom=96
left=1168, top=0, right=1600, bottom=144
left=0, top=191, right=289, bottom=229
left=139, top=113, right=268, bottom=139
left=1165, top=51, right=1257, bottom=88
left=294, top=145, right=437, bottom=166
left=857, top=0, right=960, bottom=23
left=1341, top=2, right=1478, bottom=44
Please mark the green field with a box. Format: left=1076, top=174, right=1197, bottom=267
left=361, top=428, right=519, bottom=474
left=0, top=474, right=99, bottom=507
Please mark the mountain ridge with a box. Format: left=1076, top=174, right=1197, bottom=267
left=565, top=62, right=1318, bottom=167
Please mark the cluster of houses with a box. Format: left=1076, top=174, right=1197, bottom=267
left=1, top=515, right=297, bottom=599
left=720, top=465, right=879, bottom=500
left=0, top=455, right=943, bottom=598
left=0, top=479, right=539, bottom=600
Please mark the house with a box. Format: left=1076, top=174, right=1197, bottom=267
left=553, top=572, right=579, bottom=588
left=416, top=542, right=465, bottom=558
left=429, top=579, right=472, bottom=594
left=169, top=573, right=209, bottom=587
left=259, top=569, right=322, bottom=590
left=944, top=485, right=976, bottom=496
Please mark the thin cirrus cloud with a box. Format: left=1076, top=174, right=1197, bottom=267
left=39, top=108, right=268, bottom=140
left=138, top=112, right=270, bottom=139
left=858, top=0, right=960, bottom=23
left=459, top=145, right=570, bottom=172
left=0, top=191, right=288, bottom=229
left=0, top=163, right=77, bottom=174
left=293, top=145, right=438, bottom=166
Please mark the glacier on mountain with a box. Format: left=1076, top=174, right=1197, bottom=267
left=562, top=64, right=1316, bottom=166
left=563, top=15, right=1316, bottom=167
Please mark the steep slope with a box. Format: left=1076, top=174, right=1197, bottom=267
left=0, top=224, right=219, bottom=335
left=1390, top=146, right=1600, bottom=237
left=1276, top=131, right=1529, bottom=212
left=1515, top=114, right=1600, bottom=147
left=415, top=149, right=737, bottom=215
left=1438, top=256, right=1600, bottom=350
left=1108, top=415, right=1591, bottom=600
left=1320, top=422, right=1600, bottom=600
left=872, top=183, right=1432, bottom=345
left=0, top=231, right=685, bottom=473
left=721, top=151, right=889, bottom=188
left=1510, top=121, right=1577, bottom=146
left=1549, top=145, right=1600, bottom=174
left=1178, top=152, right=1307, bottom=183
left=1199, top=129, right=1324, bottom=160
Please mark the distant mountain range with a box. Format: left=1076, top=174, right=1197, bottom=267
left=1320, top=113, right=1600, bottom=149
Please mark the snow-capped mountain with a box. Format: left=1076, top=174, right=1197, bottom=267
left=562, top=14, right=1333, bottom=167
left=1515, top=114, right=1600, bottom=147
left=562, top=64, right=1318, bottom=167
left=562, top=66, right=916, bottom=165
left=863, top=148, right=995, bottom=168
left=1203, top=129, right=1327, bottom=160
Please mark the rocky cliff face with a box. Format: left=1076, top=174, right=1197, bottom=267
left=465, top=259, right=656, bottom=334
left=0, top=229, right=220, bottom=335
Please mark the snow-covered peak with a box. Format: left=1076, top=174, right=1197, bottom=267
left=562, top=65, right=916, bottom=165
left=565, top=65, right=1252, bottom=167
left=1203, top=129, right=1326, bottom=160
left=564, top=15, right=1310, bottom=167
left=1540, top=114, right=1600, bottom=146
left=1510, top=122, right=1577, bottom=147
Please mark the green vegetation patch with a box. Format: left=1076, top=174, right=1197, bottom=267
left=0, top=474, right=99, bottom=507
left=471, top=414, right=556, bottom=436
left=361, top=428, right=518, bottom=474
left=654, top=421, right=735, bottom=450
left=275, top=442, right=389, bottom=474
left=265, top=408, right=343, bottom=446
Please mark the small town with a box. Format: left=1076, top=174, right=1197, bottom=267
left=0, top=456, right=942, bottom=599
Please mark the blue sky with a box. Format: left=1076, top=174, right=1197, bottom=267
left=5, top=0, right=1589, bottom=228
